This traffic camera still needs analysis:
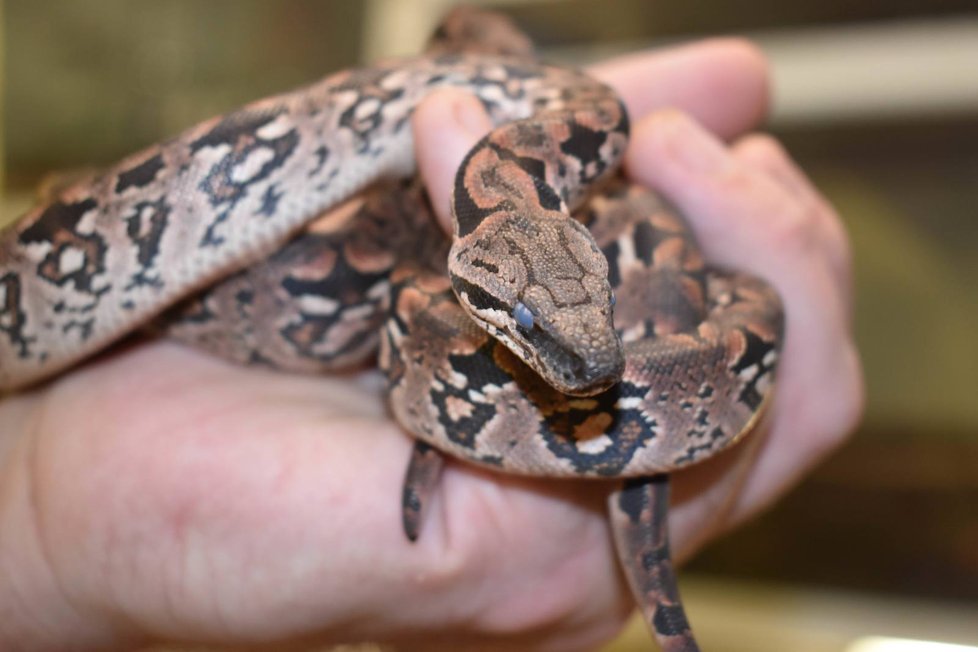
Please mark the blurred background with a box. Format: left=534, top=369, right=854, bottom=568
left=1, top=0, right=976, bottom=650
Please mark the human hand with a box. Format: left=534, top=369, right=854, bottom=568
left=0, top=40, right=861, bottom=652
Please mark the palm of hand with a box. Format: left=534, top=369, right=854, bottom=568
left=14, top=340, right=631, bottom=647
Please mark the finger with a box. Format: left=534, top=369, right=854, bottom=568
left=413, top=89, right=493, bottom=231
left=625, top=110, right=863, bottom=522
left=2, top=342, right=630, bottom=650
left=627, top=110, right=824, bottom=276
left=732, top=337, right=863, bottom=520
left=732, top=134, right=815, bottom=200
left=415, top=39, right=772, bottom=232
left=732, top=133, right=854, bottom=310
left=589, top=38, right=769, bottom=139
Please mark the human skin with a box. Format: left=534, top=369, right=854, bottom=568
left=0, top=39, right=862, bottom=651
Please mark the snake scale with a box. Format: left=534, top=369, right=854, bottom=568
left=0, top=8, right=783, bottom=650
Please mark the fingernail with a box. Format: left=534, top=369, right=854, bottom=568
left=453, top=95, right=491, bottom=137
left=657, top=110, right=730, bottom=174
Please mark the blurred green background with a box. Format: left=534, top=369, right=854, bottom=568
left=2, top=1, right=976, bottom=650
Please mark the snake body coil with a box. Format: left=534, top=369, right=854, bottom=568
left=0, top=8, right=783, bottom=650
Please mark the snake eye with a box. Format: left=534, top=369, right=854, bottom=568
left=513, top=301, right=535, bottom=329
left=609, top=290, right=616, bottom=307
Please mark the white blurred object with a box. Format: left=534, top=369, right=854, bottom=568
left=362, top=0, right=561, bottom=60
left=758, top=16, right=978, bottom=125
left=364, top=2, right=978, bottom=126
left=847, top=637, right=978, bottom=652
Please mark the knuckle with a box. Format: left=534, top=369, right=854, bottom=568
left=638, top=108, right=698, bottom=153
left=710, top=37, right=772, bottom=102
left=737, top=132, right=789, bottom=165
left=761, top=200, right=823, bottom=254
left=724, top=36, right=770, bottom=69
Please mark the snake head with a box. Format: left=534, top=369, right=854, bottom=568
left=449, top=212, right=624, bottom=396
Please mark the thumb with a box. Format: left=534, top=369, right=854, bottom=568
left=412, top=89, right=493, bottom=233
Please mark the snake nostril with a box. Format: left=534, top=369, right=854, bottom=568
left=560, top=358, right=584, bottom=383
left=572, top=358, right=587, bottom=380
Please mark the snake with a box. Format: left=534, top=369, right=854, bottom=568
left=0, top=7, right=783, bottom=650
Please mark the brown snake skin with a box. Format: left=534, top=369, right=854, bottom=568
left=0, top=8, right=783, bottom=650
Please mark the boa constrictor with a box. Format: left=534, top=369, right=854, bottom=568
left=0, top=8, right=783, bottom=650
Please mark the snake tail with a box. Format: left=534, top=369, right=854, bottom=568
left=401, top=440, right=446, bottom=542
left=609, top=475, right=701, bottom=652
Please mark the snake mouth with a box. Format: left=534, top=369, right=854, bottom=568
left=519, top=324, right=625, bottom=397
left=548, top=354, right=624, bottom=396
